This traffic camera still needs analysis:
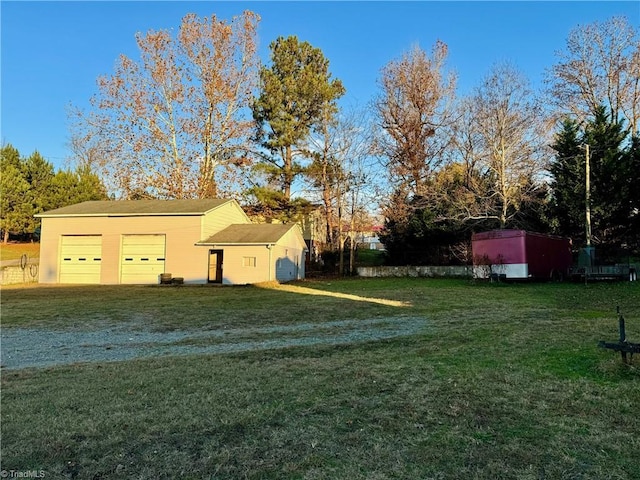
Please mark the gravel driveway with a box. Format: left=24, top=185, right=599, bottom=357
left=1, top=316, right=427, bottom=370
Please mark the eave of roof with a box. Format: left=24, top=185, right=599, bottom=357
left=36, top=199, right=232, bottom=217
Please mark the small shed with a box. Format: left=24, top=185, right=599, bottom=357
left=197, top=223, right=307, bottom=284
left=36, top=199, right=307, bottom=285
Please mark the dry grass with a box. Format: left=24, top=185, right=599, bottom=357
left=0, top=242, right=40, bottom=262
left=2, top=278, right=639, bottom=479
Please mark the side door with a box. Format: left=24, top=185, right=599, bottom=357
left=208, top=249, right=224, bottom=283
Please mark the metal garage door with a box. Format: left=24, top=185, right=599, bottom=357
left=59, top=235, right=102, bottom=284
left=120, top=235, right=166, bottom=284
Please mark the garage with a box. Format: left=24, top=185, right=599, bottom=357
left=59, top=235, right=102, bottom=284
left=120, top=234, right=166, bottom=284
left=38, top=199, right=306, bottom=285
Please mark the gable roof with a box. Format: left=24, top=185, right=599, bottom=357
left=197, top=223, right=303, bottom=246
left=36, top=199, right=232, bottom=217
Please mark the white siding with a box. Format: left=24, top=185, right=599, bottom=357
left=274, top=228, right=306, bottom=282
left=201, top=201, right=251, bottom=240
left=219, top=245, right=272, bottom=285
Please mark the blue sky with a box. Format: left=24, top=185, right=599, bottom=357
left=1, top=1, right=638, bottom=170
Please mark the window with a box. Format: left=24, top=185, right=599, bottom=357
left=243, top=256, right=256, bottom=267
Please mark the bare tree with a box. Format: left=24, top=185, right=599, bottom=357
left=179, top=12, right=259, bottom=198
left=547, top=16, right=640, bottom=134
left=342, top=156, right=378, bottom=275
left=470, top=62, right=550, bottom=228
left=304, top=104, right=342, bottom=249
left=374, top=41, right=457, bottom=197
left=70, top=11, right=260, bottom=199
left=66, top=115, right=109, bottom=170
left=303, top=105, right=377, bottom=273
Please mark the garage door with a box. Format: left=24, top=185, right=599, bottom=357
left=121, top=235, right=166, bottom=284
left=59, top=235, right=102, bottom=284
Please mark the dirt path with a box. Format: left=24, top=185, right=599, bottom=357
left=0, top=316, right=427, bottom=370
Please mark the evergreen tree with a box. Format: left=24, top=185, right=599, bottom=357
left=0, top=161, right=34, bottom=243
left=584, top=107, right=630, bottom=258
left=623, top=135, right=640, bottom=253
left=22, top=151, right=56, bottom=212
left=379, top=187, right=493, bottom=266
left=252, top=36, right=345, bottom=208
left=49, top=166, right=109, bottom=208
left=0, top=144, right=21, bottom=169
left=549, top=118, right=585, bottom=241
left=550, top=107, right=637, bottom=258
left=1, top=145, right=34, bottom=242
left=0, top=144, right=108, bottom=242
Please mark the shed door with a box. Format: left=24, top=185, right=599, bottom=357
left=208, top=250, right=223, bottom=283
left=121, top=235, right=166, bottom=284
left=59, top=235, right=102, bottom=284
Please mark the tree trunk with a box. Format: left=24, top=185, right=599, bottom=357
left=283, top=145, right=293, bottom=200
left=337, top=205, right=344, bottom=275
left=198, top=109, right=218, bottom=199
left=323, top=178, right=334, bottom=247
left=349, top=234, right=356, bottom=275
left=338, top=237, right=345, bottom=276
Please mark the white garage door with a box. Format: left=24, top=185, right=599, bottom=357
left=121, top=235, right=166, bottom=284
left=59, top=235, right=102, bottom=284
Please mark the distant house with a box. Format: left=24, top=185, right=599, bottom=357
left=245, top=204, right=325, bottom=263
left=36, top=199, right=306, bottom=285
left=357, top=225, right=385, bottom=251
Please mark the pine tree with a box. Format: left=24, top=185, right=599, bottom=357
left=550, top=107, right=636, bottom=258
left=584, top=107, right=630, bottom=257
left=252, top=36, right=345, bottom=206
left=549, top=118, right=585, bottom=241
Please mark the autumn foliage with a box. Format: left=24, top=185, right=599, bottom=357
left=74, top=11, right=260, bottom=199
left=62, top=12, right=640, bottom=263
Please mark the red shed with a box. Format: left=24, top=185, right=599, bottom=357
left=472, top=230, right=572, bottom=280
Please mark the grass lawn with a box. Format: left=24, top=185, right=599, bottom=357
left=2, top=279, right=639, bottom=479
left=0, top=242, right=40, bottom=262
left=356, top=248, right=386, bottom=267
